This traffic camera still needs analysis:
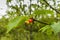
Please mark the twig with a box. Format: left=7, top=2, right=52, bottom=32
left=43, top=0, right=60, bottom=14
left=33, top=19, right=50, bottom=25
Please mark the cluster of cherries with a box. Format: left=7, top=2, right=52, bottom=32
left=25, top=18, right=33, bottom=24
left=25, top=17, right=49, bottom=25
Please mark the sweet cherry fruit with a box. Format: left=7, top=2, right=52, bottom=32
left=25, top=19, right=33, bottom=24
left=25, top=21, right=29, bottom=24
left=29, top=19, right=33, bottom=23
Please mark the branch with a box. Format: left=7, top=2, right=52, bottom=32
left=33, top=19, right=50, bottom=25
left=43, top=0, right=60, bottom=14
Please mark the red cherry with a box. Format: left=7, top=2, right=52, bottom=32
left=29, top=19, right=33, bottom=23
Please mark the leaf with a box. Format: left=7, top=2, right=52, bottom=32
left=7, top=0, right=12, bottom=3
left=38, top=25, right=50, bottom=32
left=33, top=9, right=54, bottom=16
left=31, top=4, right=38, bottom=8
left=6, top=16, right=28, bottom=33
left=51, top=21, right=60, bottom=34
left=45, top=27, right=53, bottom=36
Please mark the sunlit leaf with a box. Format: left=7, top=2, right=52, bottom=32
left=6, top=16, right=28, bottom=33
left=38, top=25, right=50, bottom=32
left=51, top=21, right=60, bottom=34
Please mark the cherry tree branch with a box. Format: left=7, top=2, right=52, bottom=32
left=33, top=19, right=50, bottom=25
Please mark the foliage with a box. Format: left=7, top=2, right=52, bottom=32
left=51, top=21, right=60, bottom=34
left=0, top=0, right=60, bottom=40
left=6, top=16, right=29, bottom=33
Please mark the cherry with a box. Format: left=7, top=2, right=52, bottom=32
left=25, top=18, right=33, bottom=24
left=25, top=21, right=29, bottom=24
left=29, top=19, right=33, bottom=23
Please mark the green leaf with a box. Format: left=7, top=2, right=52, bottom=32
left=31, top=4, right=38, bottom=8
left=6, top=16, right=28, bottom=33
left=51, top=21, right=60, bottom=34
left=7, top=0, right=12, bottom=3
left=38, top=25, right=50, bottom=32
left=33, top=9, right=54, bottom=16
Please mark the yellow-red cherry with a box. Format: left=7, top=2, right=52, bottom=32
left=25, top=21, right=30, bottom=24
